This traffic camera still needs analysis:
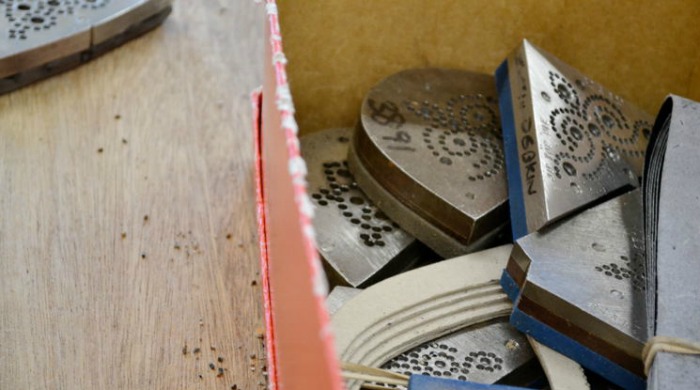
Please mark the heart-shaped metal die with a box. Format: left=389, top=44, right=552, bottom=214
left=349, top=68, right=510, bottom=258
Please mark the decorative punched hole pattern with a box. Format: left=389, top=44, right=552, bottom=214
left=380, top=341, right=505, bottom=388
left=549, top=71, right=580, bottom=109
left=634, top=120, right=653, bottom=143
left=595, top=254, right=646, bottom=292
left=310, top=160, right=400, bottom=248
left=543, top=71, right=650, bottom=184
left=2, top=0, right=111, bottom=40
left=404, top=95, right=505, bottom=180
left=468, top=350, right=504, bottom=372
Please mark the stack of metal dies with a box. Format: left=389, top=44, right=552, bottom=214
left=495, top=40, right=654, bottom=390
left=302, top=39, right=700, bottom=390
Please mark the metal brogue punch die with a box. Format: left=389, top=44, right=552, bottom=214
left=495, top=40, right=653, bottom=239
left=348, top=68, right=510, bottom=259
left=0, top=0, right=173, bottom=94
left=502, top=189, right=648, bottom=390
left=326, top=286, right=543, bottom=388
left=301, top=128, right=433, bottom=288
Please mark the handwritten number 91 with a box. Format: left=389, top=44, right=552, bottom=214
left=382, top=130, right=411, bottom=143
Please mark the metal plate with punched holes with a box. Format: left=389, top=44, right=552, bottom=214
left=326, top=287, right=541, bottom=389
left=380, top=320, right=541, bottom=388
left=503, top=189, right=648, bottom=390
left=0, top=0, right=172, bottom=93
left=301, top=128, right=432, bottom=288
left=495, top=40, right=653, bottom=239
left=349, top=68, right=509, bottom=259
left=332, top=245, right=515, bottom=390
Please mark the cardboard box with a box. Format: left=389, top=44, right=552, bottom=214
left=254, top=1, right=700, bottom=389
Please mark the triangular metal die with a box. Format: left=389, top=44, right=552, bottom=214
left=496, top=40, right=653, bottom=238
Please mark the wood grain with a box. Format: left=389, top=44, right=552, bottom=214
left=0, top=1, right=266, bottom=389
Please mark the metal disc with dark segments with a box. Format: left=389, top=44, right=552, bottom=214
left=0, top=0, right=172, bottom=94
left=301, top=128, right=433, bottom=288
left=349, top=68, right=509, bottom=259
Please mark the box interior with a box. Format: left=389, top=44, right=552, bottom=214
left=279, top=0, right=700, bottom=136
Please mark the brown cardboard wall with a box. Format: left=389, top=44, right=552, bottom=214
left=279, top=0, right=700, bottom=135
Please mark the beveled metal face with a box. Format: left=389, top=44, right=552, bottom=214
left=0, top=0, right=171, bottom=84
left=302, top=128, right=427, bottom=287
left=509, top=189, right=647, bottom=382
left=352, top=68, right=509, bottom=256
left=498, top=40, right=653, bottom=238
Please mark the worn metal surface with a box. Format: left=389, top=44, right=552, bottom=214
left=349, top=68, right=509, bottom=258
left=326, top=286, right=539, bottom=388
left=643, top=96, right=700, bottom=390
left=301, top=128, right=431, bottom=287
left=497, top=40, right=653, bottom=238
left=505, top=190, right=647, bottom=388
left=381, top=320, right=539, bottom=387
left=0, top=0, right=172, bottom=92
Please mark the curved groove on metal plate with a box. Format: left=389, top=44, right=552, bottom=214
left=643, top=95, right=700, bottom=390
left=350, top=68, right=509, bottom=258
left=301, top=128, right=431, bottom=288
left=495, top=40, right=653, bottom=238
left=327, top=286, right=540, bottom=388
left=0, top=0, right=172, bottom=91
left=504, top=190, right=647, bottom=389
left=331, top=245, right=513, bottom=390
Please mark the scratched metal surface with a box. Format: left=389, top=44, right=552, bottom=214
left=502, top=41, right=653, bottom=234
left=517, top=189, right=647, bottom=357
left=0, top=0, right=171, bottom=78
left=301, top=128, right=428, bottom=287
left=326, top=287, right=538, bottom=388
left=352, top=68, right=509, bottom=254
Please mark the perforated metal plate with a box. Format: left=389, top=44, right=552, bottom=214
left=503, top=189, right=647, bottom=389
left=380, top=320, right=541, bottom=388
left=0, top=0, right=172, bottom=93
left=325, top=287, right=541, bottom=388
left=302, top=128, right=432, bottom=287
left=349, top=68, right=509, bottom=258
left=495, top=40, right=653, bottom=239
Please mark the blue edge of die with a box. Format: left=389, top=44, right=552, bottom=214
left=500, top=271, right=645, bottom=390
left=499, top=269, right=522, bottom=303
left=495, top=60, right=528, bottom=241
left=408, top=374, right=526, bottom=389
left=495, top=61, right=644, bottom=390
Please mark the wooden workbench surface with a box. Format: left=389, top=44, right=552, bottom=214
left=0, top=2, right=265, bottom=389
